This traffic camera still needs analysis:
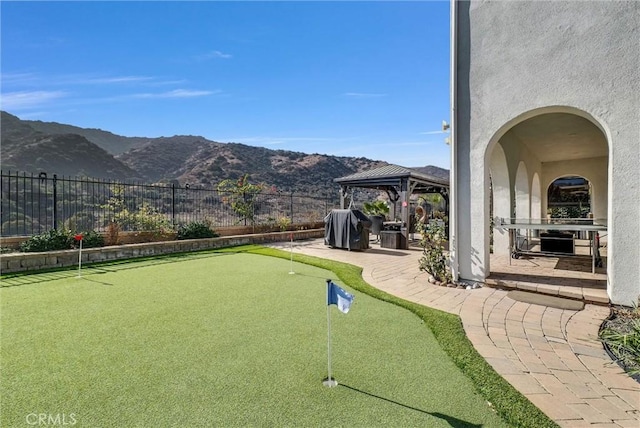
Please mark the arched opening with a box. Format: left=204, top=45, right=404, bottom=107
left=547, top=176, right=591, bottom=220
left=479, top=107, right=609, bottom=297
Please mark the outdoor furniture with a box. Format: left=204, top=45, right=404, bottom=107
left=380, top=230, right=406, bottom=249
left=369, top=215, right=384, bottom=242
left=540, top=232, right=575, bottom=254
left=324, top=209, right=371, bottom=250
left=495, top=218, right=606, bottom=273
left=383, top=221, right=402, bottom=231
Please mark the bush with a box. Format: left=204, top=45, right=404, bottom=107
left=277, top=217, right=291, bottom=231
left=73, top=230, right=105, bottom=249
left=217, top=174, right=265, bottom=225
left=417, top=221, right=452, bottom=283
left=20, top=229, right=106, bottom=252
left=105, top=222, right=121, bottom=246
left=20, top=229, right=73, bottom=252
left=102, top=185, right=173, bottom=233
left=177, top=221, right=219, bottom=240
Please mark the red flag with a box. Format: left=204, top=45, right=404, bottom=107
left=74, top=234, right=83, bottom=241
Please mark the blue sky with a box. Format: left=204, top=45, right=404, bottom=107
left=1, top=1, right=451, bottom=168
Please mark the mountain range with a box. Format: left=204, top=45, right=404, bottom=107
left=1, top=111, right=449, bottom=194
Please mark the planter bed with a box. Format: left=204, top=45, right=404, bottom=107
left=0, top=229, right=323, bottom=274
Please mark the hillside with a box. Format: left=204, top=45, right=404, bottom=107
left=117, top=138, right=387, bottom=193
left=1, top=112, right=141, bottom=180
left=410, top=165, right=449, bottom=180
left=1, top=110, right=43, bottom=142
left=1, top=111, right=448, bottom=193
left=25, top=117, right=147, bottom=155
left=115, top=136, right=219, bottom=182
left=2, top=133, right=143, bottom=180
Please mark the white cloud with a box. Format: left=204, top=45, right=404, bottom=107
left=146, top=79, right=188, bottom=86
left=84, top=76, right=154, bottom=84
left=343, top=141, right=432, bottom=150
left=1, top=72, right=186, bottom=88
left=343, top=92, right=387, bottom=98
left=196, top=50, right=232, bottom=60
left=132, top=89, right=220, bottom=99
left=1, top=72, right=40, bottom=86
left=420, top=130, right=447, bottom=135
left=1, top=90, right=67, bottom=110
left=226, top=136, right=353, bottom=146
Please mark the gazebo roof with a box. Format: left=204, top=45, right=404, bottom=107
left=334, top=164, right=449, bottom=193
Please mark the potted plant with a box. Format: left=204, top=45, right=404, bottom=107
left=363, top=200, right=389, bottom=241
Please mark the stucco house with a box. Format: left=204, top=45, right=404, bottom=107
left=449, top=1, right=639, bottom=305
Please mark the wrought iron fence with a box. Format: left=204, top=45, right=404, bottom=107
left=1, top=171, right=339, bottom=237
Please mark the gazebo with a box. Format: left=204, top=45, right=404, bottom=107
left=334, top=164, right=450, bottom=249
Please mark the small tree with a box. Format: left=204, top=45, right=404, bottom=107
left=417, top=220, right=452, bottom=284
left=217, top=174, right=265, bottom=226
left=102, top=185, right=172, bottom=233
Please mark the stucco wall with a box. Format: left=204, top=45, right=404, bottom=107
left=453, top=0, right=639, bottom=304
left=490, top=143, right=511, bottom=258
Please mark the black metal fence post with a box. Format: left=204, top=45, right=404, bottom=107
left=52, top=174, right=58, bottom=230
left=21, top=172, right=27, bottom=235
left=14, top=171, right=18, bottom=234
left=38, top=172, right=47, bottom=233
left=243, top=191, right=247, bottom=226
left=290, top=192, right=294, bottom=224
left=171, top=183, right=176, bottom=227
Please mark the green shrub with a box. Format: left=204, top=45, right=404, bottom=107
left=20, top=229, right=73, bottom=252
left=217, top=174, right=265, bottom=225
left=177, top=221, right=219, bottom=240
left=72, top=230, right=105, bottom=249
left=102, top=185, right=173, bottom=233
left=19, top=229, right=105, bottom=252
left=417, top=221, right=452, bottom=283
left=277, top=216, right=291, bottom=231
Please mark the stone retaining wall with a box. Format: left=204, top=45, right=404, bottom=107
left=0, top=229, right=324, bottom=274
left=0, top=222, right=325, bottom=249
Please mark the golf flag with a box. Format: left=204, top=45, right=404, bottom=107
left=327, top=281, right=354, bottom=314
left=323, top=279, right=354, bottom=387
left=74, top=233, right=83, bottom=278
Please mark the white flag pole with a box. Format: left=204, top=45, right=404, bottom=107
left=288, top=232, right=295, bottom=275
left=323, top=279, right=338, bottom=387
left=77, top=238, right=83, bottom=278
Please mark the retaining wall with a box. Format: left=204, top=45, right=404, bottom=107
left=0, top=229, right=324, bottom=274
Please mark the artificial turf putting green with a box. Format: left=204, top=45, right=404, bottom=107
left=1, top=251, right=510, bottom=427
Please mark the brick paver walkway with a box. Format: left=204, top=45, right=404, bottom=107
left=271, top=239, right=640, bottom=427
